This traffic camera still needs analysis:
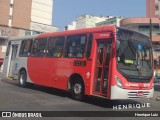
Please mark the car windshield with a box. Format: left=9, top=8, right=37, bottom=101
left=116, top=28, right=153, bottom=80
left=117, top=40, right=152, bottom=77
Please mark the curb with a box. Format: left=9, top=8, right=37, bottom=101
left=149, top=91, right=160, bottom=101
left=7, top=77, right=13, bottom=80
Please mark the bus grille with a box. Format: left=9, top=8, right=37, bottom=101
left=128, top=91, right=150, bottom=98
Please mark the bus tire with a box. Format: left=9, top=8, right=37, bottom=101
left=71, top=79, right=84, bottom=101
left=19, top=70, right=27, bottom=88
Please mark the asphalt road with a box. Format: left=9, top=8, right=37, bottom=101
left=0, top=74, right=160, bottom=120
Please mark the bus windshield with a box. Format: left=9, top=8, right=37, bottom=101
left=116, top=28, right=153, bottom=82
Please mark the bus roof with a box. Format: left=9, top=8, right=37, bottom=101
left=38, top=26, right=117, bottom=38
left=7, top=26, right=149, bottom=41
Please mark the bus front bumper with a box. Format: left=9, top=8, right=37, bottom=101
left=110, top=86, right=154, bottom=99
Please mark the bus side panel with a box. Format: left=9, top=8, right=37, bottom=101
left=27, top=57, right=92, bottom=94
left=27, top=57, right=70, bottom=90
left=17, top=57, right=33, bottom=83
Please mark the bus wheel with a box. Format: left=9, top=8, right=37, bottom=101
left=19, top=70, right=27, bottom=87
left=71, top=80, right=84, bottom=101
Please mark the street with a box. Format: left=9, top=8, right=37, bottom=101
left=0, top=73, right=160, bottom=120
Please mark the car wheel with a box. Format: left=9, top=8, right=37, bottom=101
left=71, top=80, right=84, bottom=101
left=19, top=70, right=27, bottom=87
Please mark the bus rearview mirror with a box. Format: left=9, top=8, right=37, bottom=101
left=116, top=40, right=120, bottom=52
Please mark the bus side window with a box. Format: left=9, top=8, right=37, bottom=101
left=32, top=38, right=47, bottom=57
left=19, top=39, right=33, bottom=57
left=46, top=37, right=65, bottom=58
left=64, top=35, right=87, bottom=58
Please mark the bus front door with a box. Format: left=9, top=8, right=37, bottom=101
left=93, top=39, right=112, bottom=97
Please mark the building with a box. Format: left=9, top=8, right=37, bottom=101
left=96, top=16, right=124, bottom=27
left=65, top=15, right=113, bottom=30
left=146, top=0, right=160, bottom=30
left=76, top=15, right=112, bottom=29
left=146, top=0, right=160, bottom=71
left=120, top=17, right=160, bottom=69
left=159, top=0, right=160, bottom=19
left=0, top=0, right=58, bottom=66
left=146, top=0, right=159, bottom=18
left=65, top=21, right=76, bottom=30
left=119, top=0, right=160, bottom=67
left=0, top=0, right=58, bottom=36
left=120, top=17, right=160, bottom=38
left=120, top=17, right=160, bottom=45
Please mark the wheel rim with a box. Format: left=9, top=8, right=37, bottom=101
left=73, top=83, right=82, bottom=94
left=20, top=74, right=25, bottom=85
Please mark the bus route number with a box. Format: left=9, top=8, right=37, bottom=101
left=74, top=60, right=87, bottom=67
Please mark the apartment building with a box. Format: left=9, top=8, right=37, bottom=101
left=65, top=15, right=113, bottom=30
left=146, top=0, right=159, bottom=18
left=0, top=0, right=58, bottom=66
left=96, top=16, right=124, bottom=27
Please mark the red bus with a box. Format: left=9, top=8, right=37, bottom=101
left=3, top=26, right=154, bottom=100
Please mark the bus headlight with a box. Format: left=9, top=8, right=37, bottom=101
left=115, top=75, right=124, bottom=89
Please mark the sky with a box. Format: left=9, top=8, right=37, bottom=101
left=53, top=0, right=146, bottom=30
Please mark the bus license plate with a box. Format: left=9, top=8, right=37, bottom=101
left=136, top=92, right=144, bottom=96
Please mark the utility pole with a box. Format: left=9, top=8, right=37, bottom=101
left=149, top=0, right=152, bottom=41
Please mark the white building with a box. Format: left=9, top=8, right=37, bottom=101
left=65, top=21, right=76, bottom=30
left=0, top=0, right=58, bottom=65
left=65, top=15, right=113, bottom=30
left=96, top=16, right=124, bottom=27
left=30, top=0, right=58, bottom=34
left=0, top=0, right=58, bottom=37
left=76, top=15, right=112, bottom=29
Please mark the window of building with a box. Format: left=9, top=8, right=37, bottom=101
left=25, top=30, right=31, bottom=36
left=46, top=37, right=65, bottom=58
left=19, top=40, right=33, bottom=57
left=32, top=38, right=47, bottom=57
left=9, top=15, right=12, bottom=19
left=138, top=25, right=150, bottom=29
left=10, top=4, right=13, bottom=8
left=64, top=35, right=87, bottom=58
left=153, top=25, right=159, bottom=29
left=32, top=31, right=42, bottom=35
left=153, top=42, right=160, bottom=51
left=155, top=6, right=159, bottom=11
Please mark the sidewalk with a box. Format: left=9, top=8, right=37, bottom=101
left=0, top=71, right=5, bottom=79
left=150, top=83, right=160, bottom=101
left=153, top=91, right=160, bottom=101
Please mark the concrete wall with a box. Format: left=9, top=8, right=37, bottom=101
left=12, top=0, right=32, bottom=29
left=31, top=0, right=53, bottom=25
left=0, top=0, right=10, bottom=26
